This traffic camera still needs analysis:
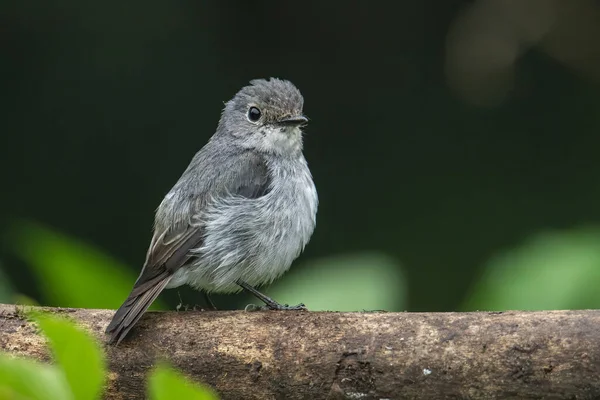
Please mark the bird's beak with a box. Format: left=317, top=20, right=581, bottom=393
left=278, top=115, right=308, bottom=126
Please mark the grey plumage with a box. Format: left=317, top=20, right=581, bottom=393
left=106, top=78, right=318, bottom=344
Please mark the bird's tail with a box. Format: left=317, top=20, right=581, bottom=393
left=105, top=272, right=171, bottom=345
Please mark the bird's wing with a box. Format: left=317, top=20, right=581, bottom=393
left=106, top=150, right=271, bottom=344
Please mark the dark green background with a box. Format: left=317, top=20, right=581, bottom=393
left=2, top=1, right=599, bottom=312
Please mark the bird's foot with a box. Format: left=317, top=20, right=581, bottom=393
left=265, top=302, right=307, bottom=311
left=244, top=302, right=307, bottom=312
left=237, top=279, right=307, bottom=312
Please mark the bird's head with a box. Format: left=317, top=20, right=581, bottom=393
left=217, top=78, right=308, bottom=156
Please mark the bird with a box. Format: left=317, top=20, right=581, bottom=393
left=106, top=78, right=318, bottom=344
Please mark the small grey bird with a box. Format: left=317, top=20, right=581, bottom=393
left=106, top=78, right=318, bottom=344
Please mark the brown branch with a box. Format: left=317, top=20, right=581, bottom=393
left=1, top=304, right=600, bottom=399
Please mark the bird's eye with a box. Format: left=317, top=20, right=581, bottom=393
left=247, top=106, right=262, bottom=122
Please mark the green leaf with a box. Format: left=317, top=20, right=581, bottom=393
left=35, top=313, right=106, bottom=400
left=463, top=226, right=600, bottom=311
left=0, top=353, right=73, bottom=400
left=7, top=220, right=163, bottom=310
left=259, top=252, right=407, bottom=311
left=148, top=364, right=219, bottom=400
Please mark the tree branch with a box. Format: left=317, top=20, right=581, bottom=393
left=1, top=304, right=600, bottom=399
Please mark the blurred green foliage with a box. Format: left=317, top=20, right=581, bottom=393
left=463, top=226, right=600, bottom=311
left=0, top=353, right=73, bottom=400
left=36, top=314, right=106, bottom=400
left=0, top=311, right=218, bottom=399
left=148, top=364, right=219, bottom=400
left=264, top=253, right=406, bottom=311
left=7, top=221, right=164, bottom=310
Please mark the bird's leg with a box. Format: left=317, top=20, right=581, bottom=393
left=203, top=292, right=218, bottom=310
left=237, top=280, right=307, bottom=311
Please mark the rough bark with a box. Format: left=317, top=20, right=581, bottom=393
left=1, top=304, right=600, bottom=399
